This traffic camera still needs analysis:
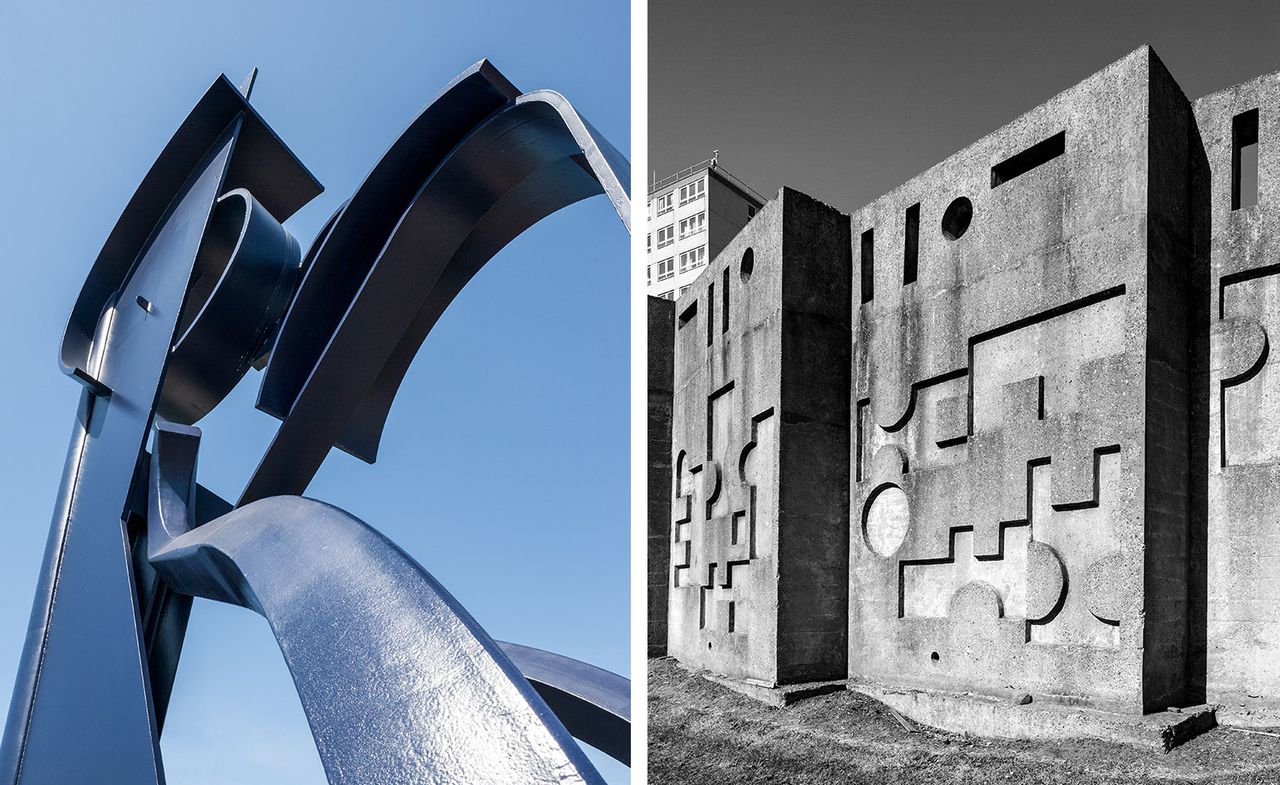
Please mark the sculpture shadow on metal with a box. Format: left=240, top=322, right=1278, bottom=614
left=0, top=60, right=629, bottom=785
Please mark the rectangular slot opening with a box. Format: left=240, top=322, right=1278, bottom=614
left=678, top=300, right=698, bottom=328
left=706, top=281, right=715, bottom=346
left=860, top=228, right=874, bottom=303
left=721, top=267, right=730, bottom=334
left=991, top=131, right=1066, bottom=187
left=1233, top=108, right=1259, bottom=210
left=903, top=203, right=919, bottom=285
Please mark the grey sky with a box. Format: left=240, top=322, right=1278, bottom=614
left=650, top=0, right=1280, bottom=214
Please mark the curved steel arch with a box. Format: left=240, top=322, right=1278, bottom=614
left=1, top=62, right=631, bottom=785
left=497, top=641, right=631, bottom=765
left=1, top=76, right=323, bottom=785
left=241, top=61, right=630, bottom=503
left=59, top=75, right=321, bottom=388
left=148, top=423, right=613, bottom=784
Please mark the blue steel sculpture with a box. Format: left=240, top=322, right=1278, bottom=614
left=0, top=61, right=629, bottom=784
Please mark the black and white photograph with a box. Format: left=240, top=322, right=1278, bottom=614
left=646, top=2, right=1280, bottom=783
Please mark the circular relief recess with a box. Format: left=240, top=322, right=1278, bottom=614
left=941, top=196, right=973, bottom=241
left=862, top=483, right=910, bottom=557
left=740, top=247, right=755, bottom=282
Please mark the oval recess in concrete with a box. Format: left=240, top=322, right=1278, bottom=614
left=863, top=484, right=910, bottom=557
left=941, top=196, right=973, bottom=240
left=740, top=247, right=755, bottom=282
left=1025, top=541, right=1066, bottom=622
left=702, top=460, right=722, bottom=506
left=1082, top=550, right=1128, bottom=624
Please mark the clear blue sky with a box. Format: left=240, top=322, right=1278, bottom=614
left=0, top=2, right=629, bottom=783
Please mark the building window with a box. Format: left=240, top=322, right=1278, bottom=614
left=657, top=257, right=675, bottom=281
left=657, top=225, right=675, bottom=248
left=679, top=245, right=706, bottom=273
left=678, top=211, right=706, bottom=240
left=646, top=233, right=651, bottom=252
left=678, top=177, right=706, bottom=206
left=659, top=290, right=675, bottom=300
left=679, top=285, right=691, bottom=296
left=656, top=193, right=674, bottom=215
left=646, top=264, right=651, bottom=285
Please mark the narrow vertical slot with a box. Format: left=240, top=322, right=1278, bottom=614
left=707, top=281, right=715, bottom=347
left=903, top=203, right=919, bottom=285
left=1233, top=108, right=1260, bottom=210
left=860, top=228, right=874, bottom=304
left=721, top=267, right=730, bottom=334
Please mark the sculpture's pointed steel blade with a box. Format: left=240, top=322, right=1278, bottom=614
left=239, top=67, right=258, bottom=99
left=0, top=128, right=240, bottom=785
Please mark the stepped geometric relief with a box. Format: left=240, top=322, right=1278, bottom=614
left=899, top=450, right=1123, bottom=647
left=672, top=380, right=776, bottom=647
left=854, top=262, right=1140, bottom=701
left=1195, top=67, right=1280, bottom=720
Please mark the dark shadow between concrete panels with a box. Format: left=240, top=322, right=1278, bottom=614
left=648, top=43, right=1280, bottom=759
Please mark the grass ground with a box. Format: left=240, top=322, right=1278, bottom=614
left=648, top=658, right=1280, bottom=784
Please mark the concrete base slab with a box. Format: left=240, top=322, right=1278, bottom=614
left=853, top=683, right=1217, bottom=752
left=1216, top=705, right=1280, bottom=730
left=682, top=665, right=845, bottom=707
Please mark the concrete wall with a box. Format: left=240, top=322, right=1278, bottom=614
left=649, top=296, right=675, bottom=657
left=847, top=45, right=1190, bottom=714
left=667, top=188, right=850, bottom=685
left=652, top=44, right=1280, bottom=726
left=1194, top=70, right=1280, bottom=721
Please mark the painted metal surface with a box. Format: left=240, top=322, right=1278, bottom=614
left=149, top=423, right=606, bottom=784
left=3, top=130, right=239, bottom=785
left=158, top=188, right=303, bottom=424
left=498, top=641, right=631, bottom=765
left=243, top=60, right=630, bottom=502
left=1, top=60, right=629, bottom=784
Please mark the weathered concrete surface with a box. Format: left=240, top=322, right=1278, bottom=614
left=699, top=669, right=845, bottom=709
left=852, top=683, right=1217, bottom=752
left=1195, top=70, right=1280, bottom=724
left=649, top=296, right=675, bottom=657
left=849, top=45, right=1193, bottom=715
left=651, top=42, right=1280, bottom=740
left=666, top=187, right=851, bottom=687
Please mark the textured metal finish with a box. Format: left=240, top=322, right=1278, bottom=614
left=2, top=130, right=237, bottom=785
left=148, top=423, right=604, bottom=785
left=498, top=641, right=631, bottom=765
left=0, top=75, right=320, bottom=785
left=2, top=62, right=629, bottom=784
left=242, top=60, right=630, bottom=503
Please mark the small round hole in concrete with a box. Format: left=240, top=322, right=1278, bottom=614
left=941, top=197, right=973, bottom=240
left=930, top=651, right=940, bottom=663
left=740, top=248, right=755, bottom=282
